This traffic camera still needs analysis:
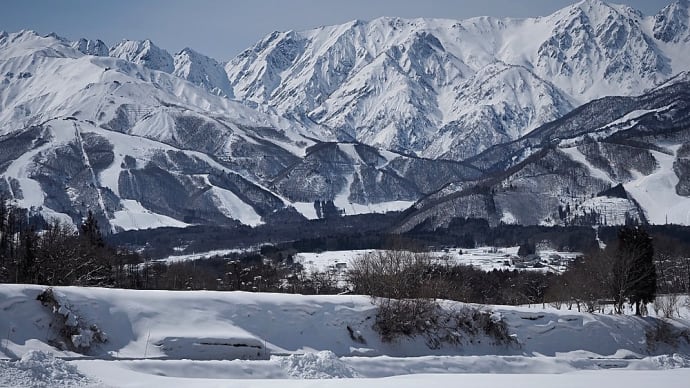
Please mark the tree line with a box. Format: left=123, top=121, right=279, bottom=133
left=0, top=198, right=142, bottom=287
left=0, top=196, right=337, bottom=292
left=348, top=227, right=683, bottom=316
left=2, top=196, right=688, bottom=316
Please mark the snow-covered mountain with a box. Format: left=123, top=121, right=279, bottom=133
left=0, top=30, right=317, bottom=231
left=0, top=30, right=474, bottom=231
left=225, top=0, right=689, bottom=159
left=653, top=0, right=690, bottom=43
left=173, top=48, right=234, bottom=98
left=1, top=0, right=689, bottom=232
left=396, top=78, right=690, bottom=231
left=109, top=39, right=175, bottom=73
left=71, top=38, right=108, bottom=57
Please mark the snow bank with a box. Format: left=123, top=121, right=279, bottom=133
left=1, top=285, right=690, bottom=385
left=1, top=284, right=689, bottom=362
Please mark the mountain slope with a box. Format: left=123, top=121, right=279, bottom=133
left=0, top=31, right=315, bottom=230
left=396, top=78, right=690, bottom=231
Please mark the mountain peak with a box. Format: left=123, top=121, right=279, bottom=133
left=7, top=29, right=41, bottom=43
left=109, top=39, right=174, bottom=72
left=173, top=46, right=233, bottom=98
left=72, top=38, right=109, bottom=57
left=558, top=0, right=646, bottom=23
left=0, top=29, right=81, bottom=59
left=565, top=0, right=622, bottom=20
left=17, top=29, right=40, bottom=37
left=653, top=0, right=690, bottom=43
left=572, top=0, right=612, bottom=11
left=44, top=32, right=69, bottom=42
left=664, top=0, right=690, bottom=14
left=176, top=47, right=206, bottom=59
left=177, top=46, right=197, bottom=55
left=575, top=0, right=607, bottom=6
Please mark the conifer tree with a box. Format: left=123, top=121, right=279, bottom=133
left=611, top=227, right=656, bottom=315
left=80, top=210, right=104, bottom=248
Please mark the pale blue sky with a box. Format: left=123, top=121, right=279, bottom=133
left=0, top=0, right=673, bottom=61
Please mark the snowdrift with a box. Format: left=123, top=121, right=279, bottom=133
left=2, top=284, right=689, bottom=362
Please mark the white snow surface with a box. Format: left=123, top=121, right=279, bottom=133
left=157, top=248, right=251, bottom=265
left=560, top=146, right=614, bottom=184
left=111, top=200, right=190, bottom=231
left=0, top=350, right=98, bottom=387
left=561, top=143, right=690, bottom=225
left=625, top=145, right=690, bottom=225
left=1, top=285, right=690, bottom=386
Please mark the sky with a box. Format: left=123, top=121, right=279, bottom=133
left=0, top=0, right=673, bottom=61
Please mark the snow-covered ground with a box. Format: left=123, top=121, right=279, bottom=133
left=157, top=246, right=580, bottom=272
left=625, top=146, right=690, bottom=225
left=295, top=247, right=581, bottom=275
left=155, top=248, right=252, bottom=265
left=561, top=143, right=690, bottom=225
left=1, top=285, right=689, bottom=387
left=4, top=353, right=690, bottom=388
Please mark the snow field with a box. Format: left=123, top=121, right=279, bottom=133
left=625, top=146, right=690, bottom=225
left=2, top=350, right=690, bottom=387
left=561, top=143, right=690, bottom=225
left=294, top=247, right=581, bottom=274
left=1, top=285, right=690, bottom=386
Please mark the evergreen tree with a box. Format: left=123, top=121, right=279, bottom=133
left=80, top=210, right=104, bottom=248
left=18, top=226, right=38, bottom=283
left=517, top=241, right=535, bottom=257
left=611, top=227, right=656, bottom=315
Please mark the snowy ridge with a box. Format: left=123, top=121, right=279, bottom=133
left=109, top=39, right=174, bottom=73
left=173, top=48, right=234, bottom=98
left=225, top=0, right=690, bottom=160
left=71, top=38, right=108, bottom=57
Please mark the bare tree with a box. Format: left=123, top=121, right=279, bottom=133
left=349, top=249, right=441, bottom=299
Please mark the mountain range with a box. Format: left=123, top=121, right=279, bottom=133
left=1, top=0, right=689, bottom=233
